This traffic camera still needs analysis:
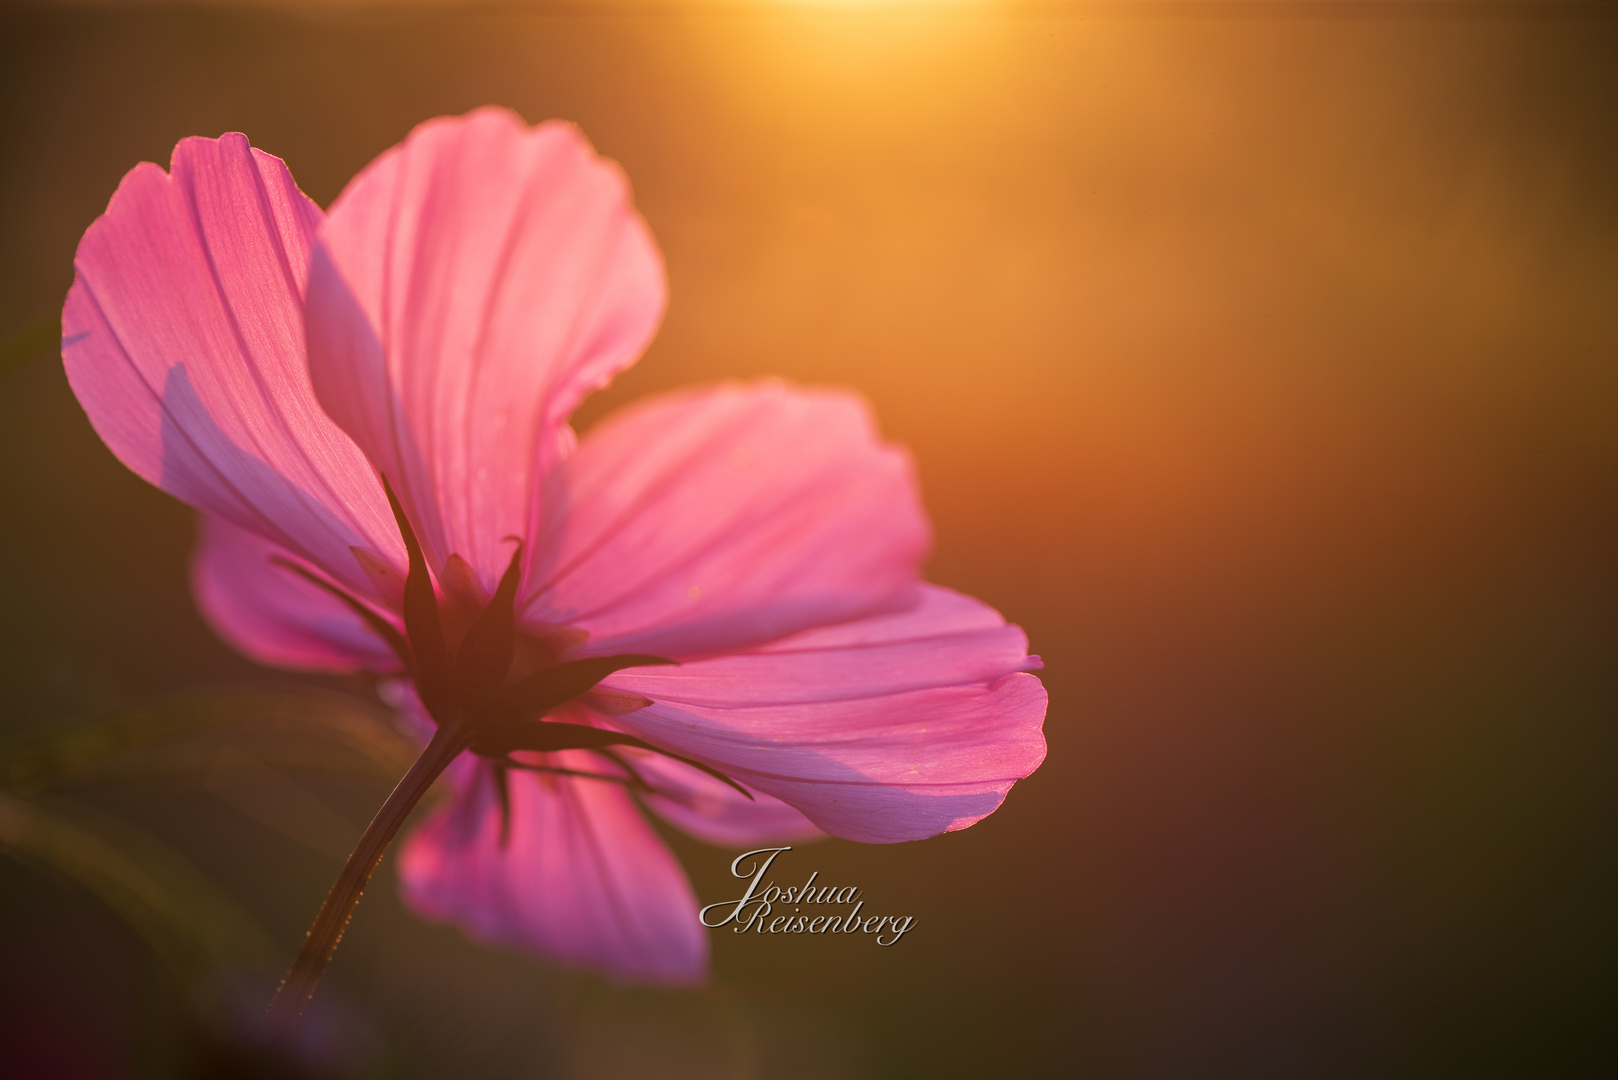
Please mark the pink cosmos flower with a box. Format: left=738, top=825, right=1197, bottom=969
left=61, top=108, right=1047, bottom=992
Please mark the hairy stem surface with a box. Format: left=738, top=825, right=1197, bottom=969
left=267, top=723, right=469, bottom=1031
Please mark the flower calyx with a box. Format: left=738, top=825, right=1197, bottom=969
left=372, top=476, right=748, bottom=801
left=275, top=476, right=754, bottom=801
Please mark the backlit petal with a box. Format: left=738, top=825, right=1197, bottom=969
left=62, top=134, right=400, bottom=600
left=523, top=381, right=930, bottom=658
left=610, top=747, right=825, bottom=848
left=307, top=107, right=665, bottom=589
left=397, top=752, right=706, bottom=984
left=599, top=586, right=1048, bottom=843
left=191, top=515, right=399, bottom=674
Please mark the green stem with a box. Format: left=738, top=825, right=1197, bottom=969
left=266, top=723, right=469, bottom=1031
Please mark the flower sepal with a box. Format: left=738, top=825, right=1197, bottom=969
left=468, top=716, right=753, bottom=802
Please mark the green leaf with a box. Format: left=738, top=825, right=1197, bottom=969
left=0, top=790, right=278, bottom=985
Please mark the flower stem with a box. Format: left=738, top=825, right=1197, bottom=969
left=267, top=722, right=470, bottom=1031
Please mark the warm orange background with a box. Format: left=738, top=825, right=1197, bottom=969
left=2, top=3, right=1615, bottom=1077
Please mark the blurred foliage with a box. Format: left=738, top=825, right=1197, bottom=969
left=0, top=788, right=277, bottom=986
left=0, top=682, right=420, bottom=1001
left=1, top=682, right=419, bottom=793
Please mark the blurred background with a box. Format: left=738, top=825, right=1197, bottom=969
left=2, top=1, right=1616, bottom=1077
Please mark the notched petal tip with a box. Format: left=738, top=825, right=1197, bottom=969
left=62, top=131, right=393, bottom=585
left=308, top=106, right=666, bottom=585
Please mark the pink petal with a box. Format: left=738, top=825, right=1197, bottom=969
left=307, top=107, right=665, bottom=590
left=191, top=515, right=400, bottom=674
left=62, top=134, right=400, bottom=601
left=523, top=380, right=931, bottom=658
left=613, top=748, right=826, bottom=848
left=397, top=752, right=706, bottom=985
left=598, top=586, right=1049, bottom=843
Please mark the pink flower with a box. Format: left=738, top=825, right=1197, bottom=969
left=61, top=107, right=1047, bottom=986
